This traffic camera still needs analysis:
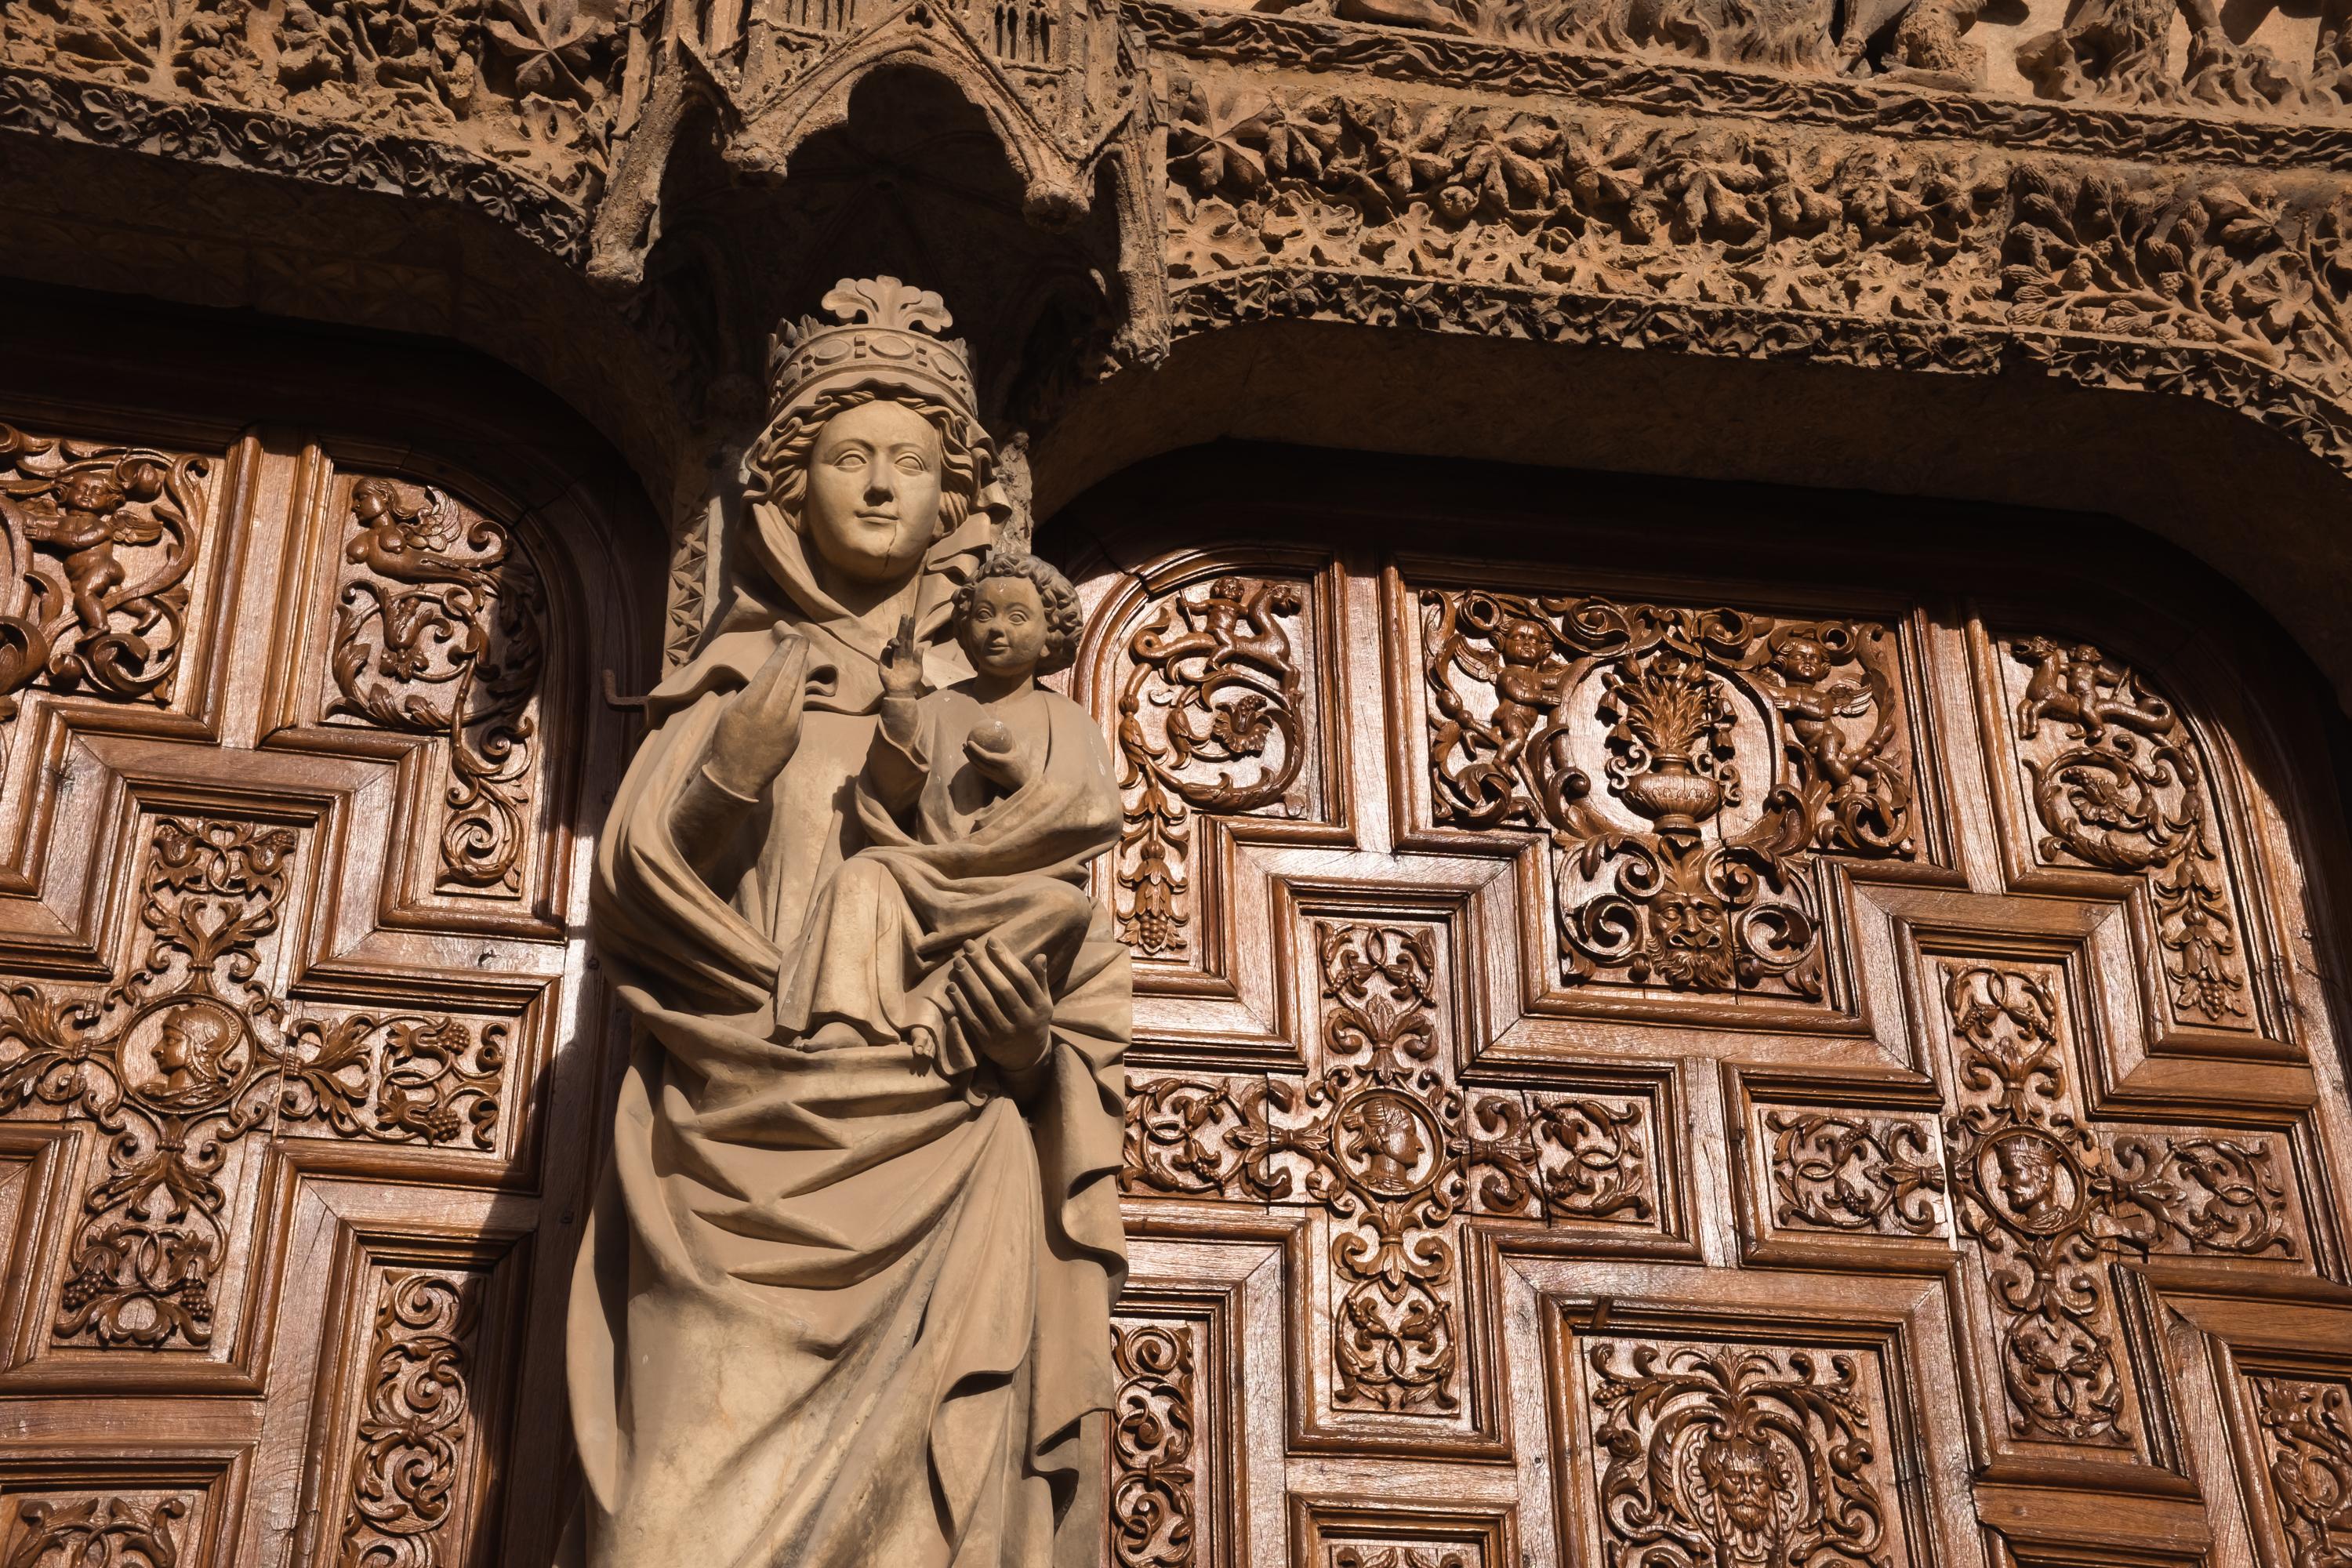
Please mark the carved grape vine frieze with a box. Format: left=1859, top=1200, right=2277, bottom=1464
left=1422, top=586, right=1917, bottom=998
left=1763, top=1110, right=1945, bottom=1237
left=2247, top=1373, right=2352, bottom=1565
left=1124, top=919, right=1657, bottom=1417
left=1109, top=1321, right=1200, bottom=1568
left=0, top=422, right=209, bottom=731
left=1112, top=573, right=1311, bottom=957
left=0, top=816, right=506, bottom=1350
left=343, top=1269, right=481, bottom=1568
left=1996, top=635, right=2251, bottom=1029
left=2, top=1496, right=189, bottom=1568
left=1167, top=79, right=2007, bottom=323
left=0, top=0, right=644, bottom=206
left=330, top=476, right=548, bottom=897
left=1584, top=1338, right=1896, bottom=1568
left=1334, top=1548, right=1471, bottom=1568
left=1940, top=958, right=2294, bottom=1448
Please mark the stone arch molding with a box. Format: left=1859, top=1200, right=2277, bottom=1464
left=4, top=0, right=2352, bottom=553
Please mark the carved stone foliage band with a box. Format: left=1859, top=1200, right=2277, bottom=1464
left=0, top=0, right=641, bottom=207
left=1998, top=636, right=2250, bottom=1028
left=1139, top=2, right=2352, bottom=169
left=0, top=817, right=505, bottom=1350
left=2247, top=1374, right=2352, bottom=1565
left=1422, top=586, right=1916, bottom=998
left=1161, top=78, right=2352, bottom=477
left=1125, top=920, right=1655, bottom=1417
left=1940, top=958, right=2293, bottom=1447
left=343, top=1269, right=481, bottom=1568
left=1584, top=1338, right=1896, bottom=1568
left=330, top=477, right=548, bottom=897
left=0, top=422, right=209, bottom=730
left=1109, top=1322, right=1200, bottom=1568
left=1114, top=573, right=1311, bottom=957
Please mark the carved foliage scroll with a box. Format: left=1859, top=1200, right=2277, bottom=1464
left=2, top=1496, right=188, bottom=1568
left=0, top=422, right=209, bottom=727
left=1940, top=958, right=2293, bottom=1447
left=1112, top=573, right=1314, bottom=957
left=1995, top=636, right=2252, bottom=1030
left=343, top=1269, right=482, bottom=1568
left=2247, top=1374, right=2352, bottom=1566
left=0, top=817, right=506, bottom=1350
left=1764, top=1111, right=1945, bottom=1238
left=330, top=476, right=548, bottom=897
left=1583, top=1338, right=1898, bottom=1568
left=1110, top=1321, right=1200, bottom=1568
left=1423, top=586, right=1918, bottom=998
left=1124, top=919, right=1657, bottom=1421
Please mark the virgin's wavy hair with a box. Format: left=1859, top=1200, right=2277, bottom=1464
left=742, top=387, right=988, bottom=538
left=953, top=550, right=1083, bottom=676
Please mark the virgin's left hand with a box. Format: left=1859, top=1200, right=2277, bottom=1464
left=944, top=936, right=1052, bottom=1073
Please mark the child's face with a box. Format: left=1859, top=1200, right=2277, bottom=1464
left=960, top=576, right=1051, bottom=678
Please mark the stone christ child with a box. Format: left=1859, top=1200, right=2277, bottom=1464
left=775, top=549, right=1115, bottom=1078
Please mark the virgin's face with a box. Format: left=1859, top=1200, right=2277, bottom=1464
left=804, top=401, right=946, bottom=586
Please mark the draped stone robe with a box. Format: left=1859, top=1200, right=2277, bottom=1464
left=567, top=510, right=1130, bottom=1568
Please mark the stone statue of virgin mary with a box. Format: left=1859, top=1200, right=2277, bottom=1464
left=564, top=278, right=1129, bottom=1568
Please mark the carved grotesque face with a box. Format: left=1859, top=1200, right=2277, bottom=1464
left=1994, top=1134, right=2062, bottom=1218
left=1501, top=619, right=1552, bottom=666
left=1776, top=637, right=1828, bottom=684
left=1697, top=1432, right=1780, bottom=1534
left=804, top=401, right=946, bottom=586
left=59, top=472, right=125, bottom=517
left=1652, top=894, right=1726, bottom=964
left=959, top=575, right=1050, bottom=680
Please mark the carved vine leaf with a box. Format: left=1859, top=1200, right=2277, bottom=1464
left=2249, top=1374, right=2352, bottom=1566
left=1165, top=89, right=2007, bottom=321
left=3, top=1496, right=188, bottom=1568
left=1940, top=959, right=2293, bottom=1447
left=2006, top=172, right=2352, bottom=405
left=329, top=477, right=548, bottom=897
left=1765, top=1110, right=1946, bottom=1236
left=344, top=1270, right=480, bottom=1568
left=1586, top=1339, right=1892, bottom=1568
left=0, top=423, right=208, bottom=728
left=1113, top=574, right=1308, bottom=956
left=0, top=817, right=505, bottom=1351
left=0, top=0, right=633, bottom=199
left=1109, top=1323, right=1198, bottom=1568
left=1332, top=1549, right=1471, bottom=1568
left=1423, top=586, right=1915, bottom=998
left=2001, top=634, right=2249, bottom=1025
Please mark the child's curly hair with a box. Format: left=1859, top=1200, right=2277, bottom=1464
left=953, top=550, right=1083, bottom=676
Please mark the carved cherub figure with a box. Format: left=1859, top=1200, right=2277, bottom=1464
left=1756, top=630, right=1888, bottom=799
left=0, top=468, right=162, bottom=639
left=2010, top=636, right=2175, bottom=742
left=1148, top=575, right=1300, bottom=685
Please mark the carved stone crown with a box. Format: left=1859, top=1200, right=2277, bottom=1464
left=766, top=277, right=978, bottom=424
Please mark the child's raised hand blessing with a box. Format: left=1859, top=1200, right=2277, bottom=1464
left=879, top=613, right=927, bottom=699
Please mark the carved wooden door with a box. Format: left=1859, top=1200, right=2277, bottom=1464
left=0, top=363, right=644, bottom=1567
left=1074, top=465, right=2352, bottom=1568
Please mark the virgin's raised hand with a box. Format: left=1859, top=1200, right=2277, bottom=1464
left=705, top=631, right=817, bottom=798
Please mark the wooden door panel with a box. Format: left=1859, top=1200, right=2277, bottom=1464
left=0, top=387, right=639, bottom=1568
left=1078, top=495, right=2352, bottom=1568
